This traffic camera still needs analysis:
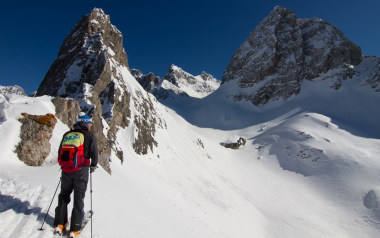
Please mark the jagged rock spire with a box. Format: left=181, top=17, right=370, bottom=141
left=36, top=8, right=128, bottom=98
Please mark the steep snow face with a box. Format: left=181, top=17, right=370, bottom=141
left=221, top=6, right=362, bottom=106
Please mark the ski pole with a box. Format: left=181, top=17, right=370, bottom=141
left=39, top=177, right=61, bottom=230
left=90, top=170, right=93, bottom=238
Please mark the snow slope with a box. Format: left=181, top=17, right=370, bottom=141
left=1, top=72, right=380, bottom=238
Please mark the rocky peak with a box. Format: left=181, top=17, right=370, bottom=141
left=35, top=8, right=163, bottom=173
left=152, top=64, right=220, bottom=99
left=36, top=7, right=128, bottom=98
left=201, top=71, right=214, bottom=81
left=130, top=69, right=144, bottom=79
left=222, top=6, right=362, bottom=105
left=164, top=64, right=192, bottom=86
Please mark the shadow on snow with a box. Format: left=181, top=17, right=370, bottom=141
left=0, top=192, right=55, bottom=227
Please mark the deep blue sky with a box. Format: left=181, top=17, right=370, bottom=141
left=1, top=0, right=379, bottom=94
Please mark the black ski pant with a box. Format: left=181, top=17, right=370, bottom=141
left=54, top=167, right=89, bottom=231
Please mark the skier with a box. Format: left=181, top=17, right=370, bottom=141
left=54, top=112, right=98, bottom=237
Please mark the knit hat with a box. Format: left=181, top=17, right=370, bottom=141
left=77, top=112, right=93, bottom=125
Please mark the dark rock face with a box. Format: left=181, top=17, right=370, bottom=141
left=36, top=8, right=128, bottom=98
left=132, top=91, right=159, bottom=154
left=131, top=69, right=161, bottom=92
left=222, top=6, right=362, bottom=105
left=223, top=137, right=247, bottom=150
left=15, top=113, right=57, bottom=166
left=35, top=8, right=162, bottom=173
left=360, top=56, right=380, bottom=92
left=364, top=189, right=380, bottom=209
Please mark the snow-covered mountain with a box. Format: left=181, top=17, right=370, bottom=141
left=1, top=6, right=380, bottom=238
left=222, top=6, right=363, bottom=105
left=0, top=85, right=26, bottom=100
left=132, top=65, right=220, bottom=100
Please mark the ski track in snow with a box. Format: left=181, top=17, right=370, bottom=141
left=0, top=177, right=47, bottom=238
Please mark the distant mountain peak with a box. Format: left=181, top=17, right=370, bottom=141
left=221, top=6, right=362, bottom=105
left=132, top=65, right=220, bottom=100
left=0, top=85, right=26, bottom=100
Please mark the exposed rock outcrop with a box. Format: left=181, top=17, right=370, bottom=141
left=359, top=56, right=380, bottom=92
left=131, top=69, right=161, bottom=92
left=222, top=6, right=362, bottom=105
left=364, top=189, right=380, bottom=210
left=223, top=137, right=247, bottom=150
left=15, top=113, right=57, bottom=166
left=52, top=97, right=81, bottom=128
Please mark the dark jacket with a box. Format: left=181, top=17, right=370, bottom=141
left=71, top=121, right=98, bottom=167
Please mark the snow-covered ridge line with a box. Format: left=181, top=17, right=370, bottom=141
left=132, top=64, right=220, bottom=100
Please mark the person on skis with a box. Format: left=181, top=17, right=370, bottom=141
left=54, top=112, right=98, bottom=237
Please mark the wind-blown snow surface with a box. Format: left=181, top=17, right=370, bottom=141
left=1, top=68, right=380, bottom=237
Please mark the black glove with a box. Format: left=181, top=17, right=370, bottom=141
left=90, top=166, right=97, bottom=173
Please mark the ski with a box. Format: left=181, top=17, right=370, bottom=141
left=53, top=224, right=69, bottom=237
left=53, top=232, right=64, bottom=238
left=52, top=211, right=92, bottom=237
left=53, top=230, right=68, bottom=237
left=69, top=210, right=93, bottom=237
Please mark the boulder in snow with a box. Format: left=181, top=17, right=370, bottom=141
left=15, top=113, right=57, bottom=166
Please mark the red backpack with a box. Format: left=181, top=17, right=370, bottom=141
left=58, top=131, right=90, bottom=173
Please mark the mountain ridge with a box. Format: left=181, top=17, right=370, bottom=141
left=132, top=64, right=220, bottom=100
